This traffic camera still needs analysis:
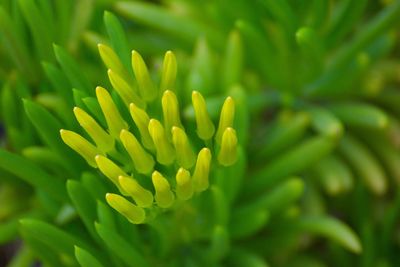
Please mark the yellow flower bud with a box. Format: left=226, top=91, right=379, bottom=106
left=60, top=129, right=99, bottom=167
left=171, top=127, right=195, bottom=169
left=129, top=103, right=154, bottom=150
left=215, top=97, right=235, bottom=144
left=95, top=155, right=128, bottom=191
left=106, top=193, right=145, bottom=224
left=217, top=128, right=238, bottom=166
left=118, top=176, right=153, bottom=208
left=73, top=107, right=114, bottom=153
left=98, top=44, right=130, bottom=82
left=108, top=69, right=144, bottom=109
left=120, top=129, right=154, bottom=174
left=131, top=50, right=157, bottom=102
left=162, top=90, right=182, bottom=134
left=192, top=91, right=215, bottom=140
left=148, top=119, right=175, bottom=165
left=175, top=168, right=193, bottom=201
left=152, top=171, right=175, bottom=208
left=96, top=86, right=128, bottom=138
left=192, top=148, right=212, bottom=192
left=160, top=51, right=177, bottom=93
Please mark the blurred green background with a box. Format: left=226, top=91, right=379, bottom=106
left=0, top=0, right=400, bottom=266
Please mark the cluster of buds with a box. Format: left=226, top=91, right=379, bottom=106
left=60, top=45, right=238, bottom=224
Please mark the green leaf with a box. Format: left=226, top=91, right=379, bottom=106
left=229, top=209, right=269, bottom=239
left=82, top=97, right=107, bottom=128
left=243, top=177, right=304, bottom=214
left=115, top=1, right=223, bottom=46
left=6, top=244, right=35, bottom=267
left=247, top=136, right=336, bottom=194
left=67, top=180, right=99, bottom=243
left=18, top=0, right=53, bottom=61
left=313, top=155, right=354, bottom=195
left=222, top=30, right=243, bottom=89
left=294, top=215, right=362, bottom=254
left=210, top=186, right=229, bottom=226
left=23, top=99, right=85, bottom=176
left=307, top=106, right=343, bottom=138
left=20, top=219, right=86, bottom=267
left=216, top=147, right=246, bottom=204
left=235, top=20, right=277, bottom=86
left=339, top=134, right=387, bottom=195
left=207, top=226, right=230, bottom=262
left=104, top=11, right=131, bottom=72
left=68, top=0, right=94, bottom=52
left=0, top=7, right=35, bottom=78
left=329, top=102, right=388, bottom=129
left=0, top=149, right=67, bottom=202
left=22, top=146, right=69, bottom=177
left=186, top=38, right=215, bottom=96
left=75, top=246, right=104, bottom=267
left=326, top=0, right=368, bottom=47
left=95, top=222, right=148, bottom=267
left=226, top=248, right=269, bottom=267
left=255, top=112, right=310, bottom=160
left=96, top=201, right=117, bottom=232
left=0, top=218, right=19, bottom=245
left=307, top=1, right=400, bottom=96
left=22, top=233, right=65, bottom=267
left=42, top=61, right=74, bottom=107
left=81, top=172, right=108, bottom=201
left=54, top=44, right=93, bottom=94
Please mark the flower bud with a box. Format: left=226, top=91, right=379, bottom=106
left=152, top=171, right=175, bottom=208
left=192, top=148, right=212, bottom=192
left=131, top=50, right=157, bottom=102
left=118, top=176, right=153, bottom=208
left=60, top=129, right=99, bottom=167
left=129, top=103, right=154, bottom=150
left=120, top=129, right=154, bottom=174
left=215, top=97, right=235, bottom=144
left=176, top=168, right=193, bottom=200
left=73, top=107, right=114, bottom=153
left=148, top=119, right=175, bottom=165
left=160, top=51, right=177, bottom=93
left=96, top=86, right=127, bottom=138
left=192, top=91, right=215, bottom=140
left=171, top=127, right=195, bottom=169
left=217, top=127, right=238, bottom=166
left=106, top=193, right=145, bottom=224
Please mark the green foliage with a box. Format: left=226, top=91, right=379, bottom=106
left=0, top=0, right=400, bottom=266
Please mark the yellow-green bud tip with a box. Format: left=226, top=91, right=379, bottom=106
left=106, top=193, right=145, bottom=224
left=160, top=51, right=177, bottom=93
left=192, top=91, right=215, bottom=140
left=152, top=171, right=175, bottom=208
left=120, top=129, right=154, bottom=174
left=218, top=127, right=238, bottom=166
left=131, top=50, right=157, bottom=102
left=129, top=102, right=154, bottom=150
left=60, top=129, right=99, bottom=167
left=118, top=176, right=153, bottom=208
left=73, top=106, right=114, bottom=153
left=148, top=119, right=175, bottom=165
left=95, top=155, right=128, bottom=190
left=176, top=168, right=193, bottom=200
left=193, top=148, right=212, bottom=192
left=95, top=86, right=127, bottom=138
left=162, top=90, right=182, bottom=132
left=216, top=96, right=235, bottom=144
left=171, top=126, right=196, bottom=169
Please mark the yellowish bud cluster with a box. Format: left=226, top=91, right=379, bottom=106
left=60, top=48, right=238, bottom=224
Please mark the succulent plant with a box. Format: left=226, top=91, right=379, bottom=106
left=0, top=1, right=400, bottom=267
